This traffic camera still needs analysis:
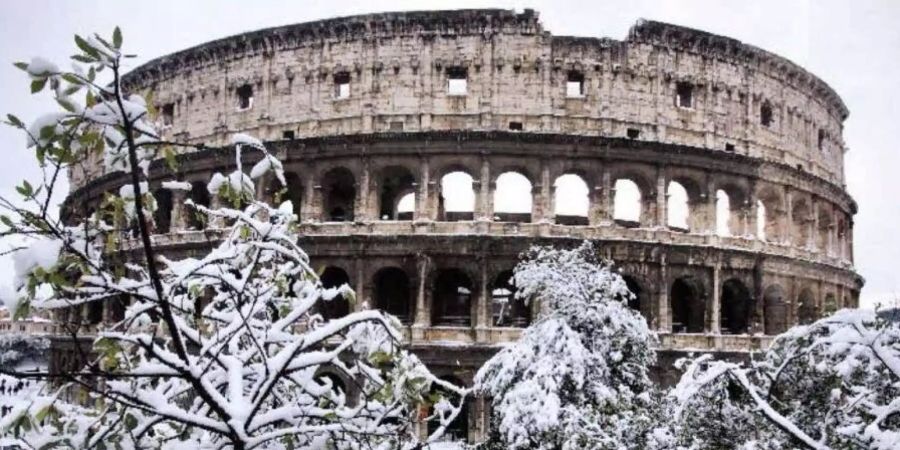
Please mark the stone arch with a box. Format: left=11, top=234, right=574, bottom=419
left=553, top=173, right=589, bottom=225
left=791, top=197, right=812, bottom=248
left=319, top=266, right=351, bottom=320
left=713, top=181, right=750, bottom=237
left=427, top=375, right=470, bottom=442
left=763, top=284, right=788, bottom=335
left=373, top=267, right=413, bottom=324
left=281, top=171, right=303, bottom=217
left=671, top=276, right=706, bottom=333
left=619, top=274, right=646, bottom=318
left=666, top=180, right=690, bottom=231
left=321, top=167, right=356, bottom=222
left=491, top=270, right=529, bottom=327
left=721, top=278, right=752, bottom=334
left=376, top=165, right=416, bottom=220
left=613, top=179, right=642, bottom=225
left=757, top=186, right=784, bottom=242
left=797, top=287, right=816, bottom=325
left=817, top=205, right=834, bottom=255
left=493, top=171, right=533, bottom=223
left=152, top=188, right=173, bottom=234
left=439, top=170, right=476, bottom=221
left=432, top=268, right=474, bottom=326
left=187, top=181, right=210, bottom=230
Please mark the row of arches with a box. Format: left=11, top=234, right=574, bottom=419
left=316, top=266, right=531, bottom=328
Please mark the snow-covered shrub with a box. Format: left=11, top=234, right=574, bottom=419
left=0, top=28, right=463, bottom=449
left=672, top=309, right=900, bottom=450
left=475, top=242, right=667, bottom=450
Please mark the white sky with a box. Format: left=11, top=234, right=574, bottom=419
left=0, top=0, right=897, bottom=308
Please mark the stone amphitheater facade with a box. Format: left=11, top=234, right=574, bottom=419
left=57, top=9, right=861, bottom=442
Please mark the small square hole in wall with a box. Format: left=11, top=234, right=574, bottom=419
left=725, top=143, right=735, bottom=152
left=508, top=121, right=523, bottom=131
left=675, top=82, right=693, bottom=108
left=161, top=103, right=175, bottom=127
left=760, top=101, right=773, bottom=127
left=282, top=130, right=295, bottom=140
left=797, top=164, right=804, bottom=171
left=389, top=121, right=404, bottom=132
left=447, top=67, right=468, bottom=95
left=626, top=128, right=640, bottom=139
left=566, top=71, right=585, bottom=97
left=333, top=71, right=350, bottom=99
left=236, top=84, right=253, bottom=110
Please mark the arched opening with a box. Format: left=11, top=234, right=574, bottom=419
left=87, top=301, right=103, bottom=325
left=715, top=189, right=731, bottom=237
left=720, top=279, right=752, bottom=334
left=613, top=179, right=642, bottom=225
left=432, top=269, right=473, bottom=326
left=823, top=293, right=838, bottom=315
left=619, top=275, right=645, bottom=317
left=152, top=189, right=173, bottom=234
left=553, top=174, right=589, bottom=225
left=439, top=171, right=475, bottom=221
left=281, top=172, right=303, bottom=217
left=319, top=266, right=351, bottom=320
left=818, top=208, right=833, bottom=255
left=763, top=285, right=788, bottom=335
left=493, top=172, right=532, bottom=223
left=321, top=167, right=356, bottom=222
left=797, top=288, right=816, bottom=325
left=378, top=166, right=416, bottom=220
left=187, top=181, right=210, bottom=230
left=757, top=189, right=782, bottom=242
left=491, top=271, right=529, bottom=327
left=667, top=181, right=689, bottom=231
left=373, top=267, right=412, bottom=324
left=427, top=376, right=469, bottom=442
left=791, top=199, right=811, bottom=248
left=671, top=277, right=705, bottom=333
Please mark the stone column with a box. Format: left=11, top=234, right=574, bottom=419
left=591, top=168, right=611, bottom=225
left=811, top=199, right=820, bottom=252
left=746, top=178, right=758, bottom=239
left=710, top=263, right=721, bottom=334
left=355, top=257, right=367, bottom=312
left=412, top=253, right=431, bottom=340
left=475, top=158, right=492, bottom=221
left=170, top=190, right=188, bottom=231
left=655, top=167, right=667, bottom=228
left=305, top=176, right=322, bottom=223
left=784, top=188, right=793, bottom=246
left=357, top=159, right=372, bottom=222
left=535, top=161, right=552, bottom=223
left=658, top=253, right=669, bottom=332
left=475, top=255, right=490, bottom=342
left=704, top=176, right=717, bottom=235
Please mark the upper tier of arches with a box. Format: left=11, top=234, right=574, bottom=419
left=72, top=10, right=850, bottom=189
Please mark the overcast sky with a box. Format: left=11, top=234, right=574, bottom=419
left=0, top=0, right=897, bottom=308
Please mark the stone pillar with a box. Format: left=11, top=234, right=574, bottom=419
left=414, top=157, right=431, bottom=221
left=746, top=179, right=758, bottom=239
left=355, top=257, right=367, bottom=312
left=412, top=253, right=431, bottom=339
left=171, top=190, right=188, bottom=231
left=591, top=168, right=612, bottom=225
left=655, top=168, right=667, bottom=228
left=358, top=159, right=372, bottom=222
left=811, top=199, right=820, bottom=252
left=658, top=252, right=669, bottom=332
left=710, top=263, right=721, bottom=334
left=704, top=176, right=717, bottom=235
left=209, top=193, right=224, bottom=228
left=475, top=255, right=490, bottom=342
left=476, top=158, right=492, bottom=221
left=535, top=161, right=552, bottom=223
left=302, top=175, right=320, bottom=223
left=784, top=188, right=793, bottom=246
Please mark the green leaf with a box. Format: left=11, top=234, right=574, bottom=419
left=6, top=114, right=24, bottom=128
left=71, top=54, right=94, bottom=64
left=30, top=78, right=47, bottom=94
left=163, top=147, right=178, bottom=171
left=13, top=62, right=28, bottom=71
left=61, top=73, right=82, bottom=85
left=74, top=35, right=99, bottom=59
left=57, top=98, right=77, bottom=113
left=0, top=215, right=14, bottom=228
left=113, top=27, right=122, bottom=49
left=124, top=413, right=137, bottom=431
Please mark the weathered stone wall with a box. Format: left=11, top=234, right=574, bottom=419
left=70, top=9, right=849, bottom=190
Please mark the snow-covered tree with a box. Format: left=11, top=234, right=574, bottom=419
left=671, top=309, right=900, bottom=450
left=0, top=28, right=463, bottom=449
left=474, top=242, right=668, bottom=450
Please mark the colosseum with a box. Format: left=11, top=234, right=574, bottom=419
left=55, top=8, right=861, bottom=442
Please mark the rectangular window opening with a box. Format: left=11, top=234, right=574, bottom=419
left=760, top=102, right=773, bottom=127
left=626, top=128, right=640, bottom=139
left=333, top=71, right=351, bottom=99
left=818, top=129, right=826, bottom=151
left=676, top=82, right=693, bottom=109
left=237, top=84, right=253, bottom=110
left=282, top=130, right=295, bottom=140
left=566, top=71, right=585, bottom=98
left=447, top=67, right=468, bottom=96
left=725, top=143, right=735, bottom=152
left=508, top=121, right=523, bottom=131
left=161, top=103, right=175, bottom=127
left=389, top=121, right=404, bottom=132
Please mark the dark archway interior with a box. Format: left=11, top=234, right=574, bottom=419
left=319, top=266, right=351, bottom=320
left=378, top=166, right=416, bottom=220
left=720, top=279, right=752, bottom=334
left=763, top=285, right=788, bottom=335
left=491, top=271, right=529, bottom=327
left=620, top=275, right=643, bottom=313
left=322, top=168, right=356, bottom=222
left=87, top=301, right=103, bottom=325
left=153, top=189, right=173, bottom=234
left=671, top=277, right=705, bottom=333
left=433, top=269, right=473, bottom=326
left=374, top=267, right=412, bottom=324
left=188, top=181, right=210, bottom=230
left=427, top=375, right=469, bottom=442
left=798, top=289, right=816, bottom=325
